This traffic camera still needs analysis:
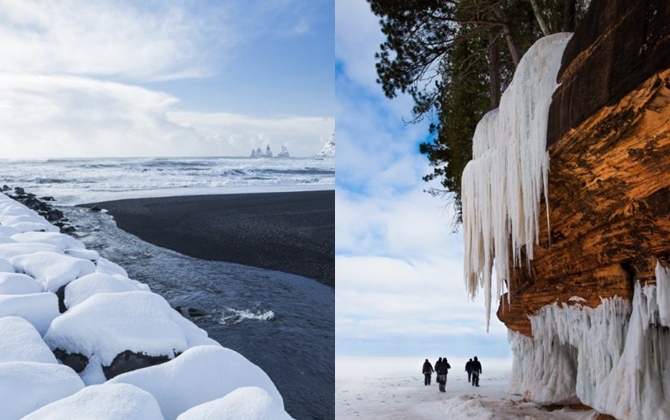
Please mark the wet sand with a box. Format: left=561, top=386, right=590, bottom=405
left=84, top=190, right=334, bottom=287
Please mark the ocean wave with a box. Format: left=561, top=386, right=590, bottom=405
left=0, top=156, right=334, bottom=205
left=219, top=307, right=276, bottom=325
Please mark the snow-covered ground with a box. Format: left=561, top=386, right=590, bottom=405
left=336, top=356, right=597, bottom=420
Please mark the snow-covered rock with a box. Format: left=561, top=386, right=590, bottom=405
left=0, top=292, right=59, bottom=335
left=95, top=256, right=129, bottom=278
left=0, top=361, right=84, bottom=420
left=44, top=291, right=189, bottom=369
left=0, top=272, right=43, bottom=295
left=10, top=251, right=96, bottom=292
left=0, top=191, right=288, bottom=419
left=0, top=257, right=13, bottom=272
left=11, top=231, right=86, bottom=251
left=21, top=383, right=165, bottom=420
left=109, top=345, right=285, bottom=420
left=64, top=248, right=100, bottom=261
left=64, top=273, right=145, bottom=309
left=0, top=242, right=62, bottom=260
left=176, top=386, right=293, bottom=420
left=0, top=316, right=57, bottom=364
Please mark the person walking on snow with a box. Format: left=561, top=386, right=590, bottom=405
left=422, top=359, right=434, bottom=386
left=471, top=356, right=482, bottom=387
left=436, top=357, right=451, bottom=392
left=465, top=358, right=473, bottom=382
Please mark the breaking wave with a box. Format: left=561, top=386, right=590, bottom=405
left=219, top=307, right=276, bottom=325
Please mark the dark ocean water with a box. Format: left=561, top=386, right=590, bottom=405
left=61, top=205, right=334, bottom=420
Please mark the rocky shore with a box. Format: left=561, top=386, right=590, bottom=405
left=0, top=187, right=292, bottom=419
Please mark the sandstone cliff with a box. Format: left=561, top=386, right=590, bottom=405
left=498, top=0, right=670, bottom=338
left=461, top=1, right=670, bottom=418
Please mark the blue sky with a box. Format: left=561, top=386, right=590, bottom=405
left=0, top=0, right=333, bottom=158
left=335, top=0, right=512, bottom=360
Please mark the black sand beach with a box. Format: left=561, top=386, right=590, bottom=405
left=85, top=190, right=334, bottom=287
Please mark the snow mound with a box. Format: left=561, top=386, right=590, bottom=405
left=64, top=272, right=145, bottom=309
left=176, top=386, right=293, bottom=420
left=44, top=291, right=189, bottom=366
left=0, top=272, right=43, bottom=294
left=0, top=225, right=20, bottom=236
left=11, top=251, right=96, bottom=292
left=65, top=248, right=100, bottom=261
left=95, top=256, right=129, bottom=277
left=0, top=257, right=13, bottom=272
left=0, top=292, right=59, bottom=335
left=0, top=242, right=62, bottom=260
left=0, top=211, right=60, bottom=233
left=0, top=361, right=84, bottom=420
left=11, top=231, right=86, bottom=251
left=461, top=33, right=573, bottom=328
left=21, top=383, right=165, bottom=420
left=0, top=316, right=57, bottom=364
left=109, top=345, right=286, bottom=420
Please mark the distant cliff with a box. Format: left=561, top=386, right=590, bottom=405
left=316, top=131, right=335, bottom=158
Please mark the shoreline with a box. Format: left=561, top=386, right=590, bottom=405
left=82, top=190, right=335, bottom=288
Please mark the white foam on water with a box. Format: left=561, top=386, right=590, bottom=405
left=219, top=307, right=276, bottom=325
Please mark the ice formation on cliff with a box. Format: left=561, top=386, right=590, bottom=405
left=509, top=272, right=670, bottom=420
left=461, top=33, right=573, bottom=327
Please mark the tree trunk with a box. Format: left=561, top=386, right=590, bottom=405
left=492, top=6, right=523, bottom=67
left=529, top=0, right=551, bottom=36
left=488, top=32, right=501, bottom=109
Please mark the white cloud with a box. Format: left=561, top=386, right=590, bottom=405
left=0, top=0, right=234, bottom=81
left=335, top=0, right=511, bottom=359
left=335, top=0, right=384, bottom=91
left=336, top=183, right=509, bottom=354
left=0, top=74, right=333, bottom=158
left=335, top=252, right=509, bottom=342
left=169, top=111, right=334, bottom=157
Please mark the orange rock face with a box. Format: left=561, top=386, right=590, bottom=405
left=497, top=0, right=670, bottom=337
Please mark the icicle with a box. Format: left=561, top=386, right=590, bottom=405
left=655, top=260, right=670, bottom=327
left=462, top=33, right=573, bottom=329
left=512, top=284, right=670, bottom=419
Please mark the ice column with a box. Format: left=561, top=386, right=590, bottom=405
left=510, top=281, right=670, bottom=419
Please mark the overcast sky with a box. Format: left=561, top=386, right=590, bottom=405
left=335, top=0, right=512, bottom=360
left=0, top=0, right=334, bottom=158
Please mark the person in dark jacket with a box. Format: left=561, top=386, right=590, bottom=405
left=465, top=358, right=473, bottom=382
left=435, top=356, right=451, bottom=392
left=434, top=357, right=442, bottom=378
left=422, top=359, right=434, bottom=385
left=470, top=356, right=482, bottom=387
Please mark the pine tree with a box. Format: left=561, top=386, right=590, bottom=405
left=369, top=0, right=588, bottom=221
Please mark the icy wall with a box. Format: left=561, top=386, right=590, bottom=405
left=461, top=33, right=572, bottom=328
left=509, top=271, right=670, bottom=419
